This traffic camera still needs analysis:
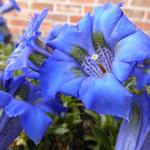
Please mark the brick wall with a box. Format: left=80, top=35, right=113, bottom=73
left=3, top=0, right=150, bottom=38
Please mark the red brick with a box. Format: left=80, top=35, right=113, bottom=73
left=31, top=3, right=53, bottom=11
left=70, top=0, right=94, bottom=3
left=9, top=27, right=23, bottom=35
left=18, top=2, right=28, bottom=9
left=97, top=0, right=127, bottom=4
left=70, top=16, right=82, bottom=23
left=56, top=4, right=81, bottom=13
left=47, top=14, right=67, bottom=22
left=135, top=21, right=150, bottom=31
left=84, top=6, right=93, bottom=13
left=123, top=8, right=145, bottom=19
left=147, top=12, right=150, bottom=20
left=132, top=0, right=150, bottom=7
left=11, top=19, right=27, bottom=26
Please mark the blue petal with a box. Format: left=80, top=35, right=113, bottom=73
left=5, top=100, right=28, bottom=117
left=47, top=14, right=94, bottom=55
left=22, top=68, right=39, bottom=80
left=112, top=59, right=136, bottom=82
left=20, top=9, right=50, bottom=56
left=4, top=76, right=25, bottom=95
left=77, top=13, right=95, bottom=54
left=0, top=91, right=12, bottom=108
left=40, top=56, right=82, bottom=99
left=115, top=31, right=150, bottom=62
left=4, top=44, right=32, bottom=80
left=93, top=3, right=112, bottom=33
left=0, top=113, right=22, bottom=150
left=79, top=73, right=132, bottom=119
left=22, top=9, right=48, bottom=42
left=37, top=99, right=67, bottom=115
left=60, top=77, right=85, bottom=97
left=93, top=3, right=123, bottom=49
left=46, top=25, right=64, bottom=41
left=115, top=94, right=150, bottom=150
left=9, top=0, right=20, bottom=11
left=20, top=106, right=52, bottom=144
left=3, top=99, right=52, bottom=144
left=110, top=15, right=137, bottom=48
left=50, top=49, right=75, bottom=62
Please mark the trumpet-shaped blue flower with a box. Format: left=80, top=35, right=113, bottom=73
left=0, top=74, right=66, bottom=147
left=4, top=9, right=51, bottom=80
left=40, top=3, right=150, bottom=119
left=115, top=93, right=150, bottom=150
left=0, top=0, right=20, bottom=24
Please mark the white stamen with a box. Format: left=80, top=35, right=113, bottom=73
left=91, top=54, right=98, bottom=60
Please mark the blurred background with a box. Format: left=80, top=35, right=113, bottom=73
left=3, top=0, right=150, bottom=39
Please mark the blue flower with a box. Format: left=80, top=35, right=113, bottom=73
left=0, top=0, right=20, bottom=15
left=115, top=93, right=150, bottom=150
left=0, top=74, right=66, bottom=146
left=40, top=3, right=150, bottom=119
left=9, top=0, right=20, bottom=11
left=4, top=9, right=51, bottom=80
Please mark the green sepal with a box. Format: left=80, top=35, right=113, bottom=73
left=29, top=52, right=47, bottom=67
left=93, top=32, right=108, bottom=49
left=14, top=84, right=30, bottom=100
left=71, top=67, right=83, bottom=77
left=70, top=46, right=87, bottom=64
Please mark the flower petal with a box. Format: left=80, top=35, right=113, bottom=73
left=46, top=25, right=64, bottom=41
left=93, top=3, right=112, bottom=33
left=37, top=99, right=67, bottom=115
left=59, top=77, right=85, bottom=97
left=0, top=113, right=22, bottom=150
left=4, top=44, right=32, bottom=80
left=40, top=56, right=82, bottom=99
left=0, top=91, right=12, bottom=108
left=47, top=13, right=94, bottom=55
left=9, top=0, right=20, bottom=11
left=3, top=99, right=52, bottom=144
left=93, top=3, right=123, bottom=49
left=112, top=59, right=136, bottom=82
left=79, top=73, right=132, bottom=119
left=115, top=31, right=150, bottom=62
left=4, top=100, right=28, bottom=117
left=115, top=94, right=150, bottom=150
left=110, top=14, right=137, bottom=48
left=20, top=106, right=52, bottom=144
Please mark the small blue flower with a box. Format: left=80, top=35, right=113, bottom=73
left=40, top=3, right=150, bottom=119
left=0, top=74, right=66, bottom=145
left=115, top=93, right=150, bottom=150
left=0, top=0, right=20, bottom=18
left=9, top=0, right=20, bottom=11
left=4, top=9, right=51, bottom=80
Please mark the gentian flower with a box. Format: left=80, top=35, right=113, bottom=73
left=115, top=93, right=150, bottom=150
left=4, top=9, right=52, bottom=80
left=0, top=0, right=20, bottom=24
left=0, top=0, right=20, bottom=43
left=40, top=3, right=150, bottom=119
left=0, top=74, right=66, bottom=148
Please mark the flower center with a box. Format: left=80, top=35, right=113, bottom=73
left=81, top=47, right=114, bottom=77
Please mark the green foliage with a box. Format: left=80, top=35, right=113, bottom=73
left=0, top=43, right=14, bottom=70
left=11, top=95, right=120, bottom=150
